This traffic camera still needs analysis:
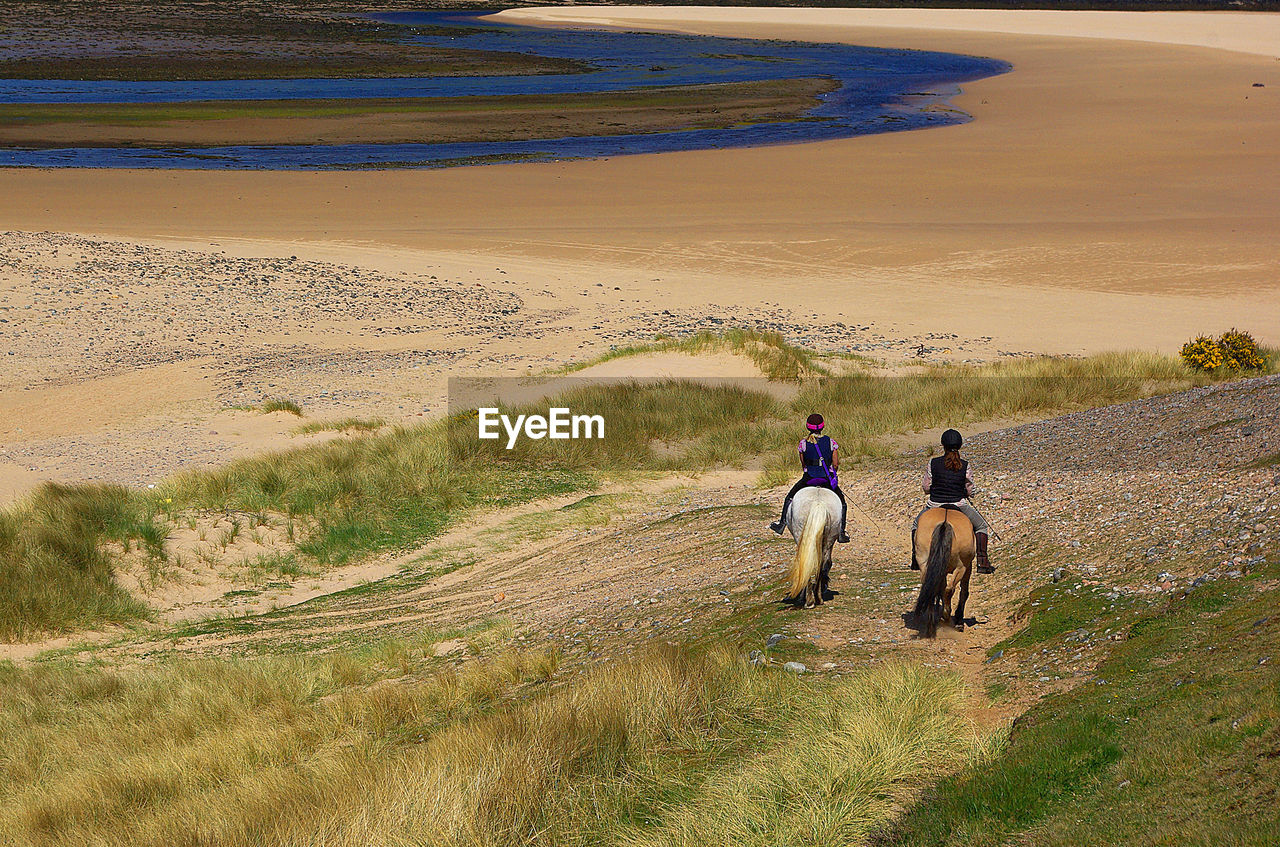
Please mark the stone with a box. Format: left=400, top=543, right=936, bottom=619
left=766, top=633, right=785, bottom=647
left=783, top=662, right=807, bottom=674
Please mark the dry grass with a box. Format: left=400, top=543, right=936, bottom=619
left=294, top=416, right=386, bottom=435
left=558, top=327, right=825, bottom=382
left=763, top=351, right=1209, bottom=484
left=0, top=646, right=984, bottom=847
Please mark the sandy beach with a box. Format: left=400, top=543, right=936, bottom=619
left=1, top=8, right=1278, bottom=500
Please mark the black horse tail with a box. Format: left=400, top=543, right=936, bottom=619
left=913, top=520, right=953, bottom=638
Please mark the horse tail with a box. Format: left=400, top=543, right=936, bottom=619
left=914, top=520, right=953, bottom=637
left=788, top=498, right=828, bottom=599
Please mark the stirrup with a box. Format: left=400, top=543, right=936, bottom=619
left=977, top=562, right=996, bottom=574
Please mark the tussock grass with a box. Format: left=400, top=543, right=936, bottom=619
left=294, top=416, right=385, bottom=435
left=559, top=327, right=825, bottom=382
left=0, top=644, right=984, bottom=847
left=260, top=397, right=304, bottom=416
left=0, top=484, right=154, bottom=641
left=0, top=640, right=559, bottom=847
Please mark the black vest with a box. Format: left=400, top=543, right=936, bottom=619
left=929, top=456, right=968, bottom=503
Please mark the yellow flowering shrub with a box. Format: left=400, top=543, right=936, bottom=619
left=1181, top=329, right=1266, bottom=372
left=1218, top=328, right=1265, bottom=371
left=1180, top=335, right=1225, bottom=372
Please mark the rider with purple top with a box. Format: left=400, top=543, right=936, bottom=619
left=769, top=413, right=850, bottom=543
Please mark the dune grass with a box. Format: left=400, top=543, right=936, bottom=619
left=294, top=416, right=386, bottom=435
left=0, top=484, right=156, bottom=641
left=557, top=327, right=826, bottom=382
left=1, top=341, right=1266, bottom=641
left=764, top=350, right=1207, bottom=484
left=260, top=397, right=304, bottom=416
left=0, top=644, right=985, bottom=847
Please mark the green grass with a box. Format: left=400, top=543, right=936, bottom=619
left=994, top=579, right=1135, bottom=652
left=259, top=398, right=303, bottom=416
left=879, top=549, right=1280, bottom=846
left=0, top=645, right=986, bottom=847
left=1246, top=450, right=1280, bottom=470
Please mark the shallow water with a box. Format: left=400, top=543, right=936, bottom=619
left=0, top=13, right=1009, bottom=170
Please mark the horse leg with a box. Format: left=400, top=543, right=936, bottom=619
left=942, top=572, right=956, bottom=624
left=954, top=567, right=972, bottom=631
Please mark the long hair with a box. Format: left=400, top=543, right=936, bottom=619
left=943, top=448, right=963, bottom=471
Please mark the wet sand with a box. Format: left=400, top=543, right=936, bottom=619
left=1, top=8, right=1277, bottom=500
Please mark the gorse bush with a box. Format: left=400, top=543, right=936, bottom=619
left=1179, top=335, right=1224, bottom=372
left=1180, top=329, right=1265, bottom=372
left=1217, top=328, right=1265, bottom=371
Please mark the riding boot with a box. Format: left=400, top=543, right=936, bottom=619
left=837, top=499, right=850, bottom=543
left=769, top=502, right=789, bottom=535
left=909, top=528, right=919, bottom=570
left=975, top=532, right=995, bottom=573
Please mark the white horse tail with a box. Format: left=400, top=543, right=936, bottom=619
left=788, top=498, right=829, bottom=598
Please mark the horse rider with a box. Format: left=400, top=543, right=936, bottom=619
left=769, top=413, right=850, bottom=543
left=910, top=428, right=994, bottom=573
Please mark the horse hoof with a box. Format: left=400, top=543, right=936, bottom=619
left=804, top=602, right=816, bottom=610
left=954, top=623, right=965, bottom=632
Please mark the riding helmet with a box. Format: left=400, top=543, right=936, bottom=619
left=941, top=429, right=963, bottom=450
left=806, top=413, right=824, bottom=431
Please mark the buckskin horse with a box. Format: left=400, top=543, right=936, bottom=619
left=912, top=506, right=976, bottom=637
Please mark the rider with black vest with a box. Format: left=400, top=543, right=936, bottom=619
left=769, top=413, right=850, bottom=543
left=910, top=429, right=994, bottom=573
